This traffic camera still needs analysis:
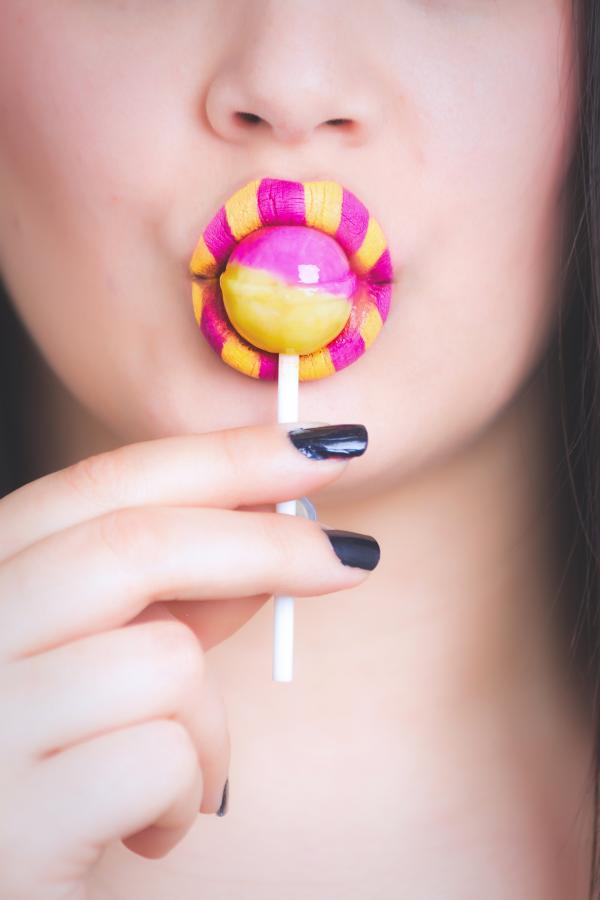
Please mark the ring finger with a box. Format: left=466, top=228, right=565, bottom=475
left=1, top=616, right=230, bottom=814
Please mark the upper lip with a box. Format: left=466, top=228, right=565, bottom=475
left=189, top=176, right=395, bottom=284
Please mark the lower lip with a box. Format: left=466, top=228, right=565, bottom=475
left=189, top=177, right=395, bottom=382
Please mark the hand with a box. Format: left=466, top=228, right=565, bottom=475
left=0, top=423, right=375, bottom=899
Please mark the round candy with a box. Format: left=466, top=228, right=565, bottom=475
left=220, top=226, right=357, bottom=356
left=189, top=178, right=394, bottom=381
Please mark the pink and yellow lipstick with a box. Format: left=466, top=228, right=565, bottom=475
left=189, top=178, right=394, bottom=381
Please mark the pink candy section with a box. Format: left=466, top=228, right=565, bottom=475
left=227, top=226, right=357, bottom=297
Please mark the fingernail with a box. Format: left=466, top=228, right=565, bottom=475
left=287, top=424, right=368, bottom=460
left=322, top=528, right=380, bottom=571
left=215, top=778, right=229, bottom=817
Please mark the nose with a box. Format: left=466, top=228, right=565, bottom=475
left=204, top=2, right=384, bottom=148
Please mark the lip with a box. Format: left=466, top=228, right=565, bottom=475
left=190, top=177, right=394, bottom=283
left=188, top=177, right=395, bottom=381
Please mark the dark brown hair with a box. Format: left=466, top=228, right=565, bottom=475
left=558, top=0, right=600, bottom=894
left=1, top=2, right=600, bottom=893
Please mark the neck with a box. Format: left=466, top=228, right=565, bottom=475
left=19, top=330, right=121, bottom=482
left=315, top=352, right=590, bottom=733
left=307, top=355, right=594, bottom=882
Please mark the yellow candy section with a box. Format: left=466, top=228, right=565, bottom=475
left=220, top=263, right=352, bottom=356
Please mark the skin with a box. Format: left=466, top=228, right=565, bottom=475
left=0, top=0, right=594, bottom=897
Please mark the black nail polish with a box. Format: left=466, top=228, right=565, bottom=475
left=215, top=778, right=229, bottom=817
left=322, top=528, right=380, bottom=571
left=287, top=424, right=368, bottom=460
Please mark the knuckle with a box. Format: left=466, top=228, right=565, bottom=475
left=142, top=620, right=205, bottom=686
left=259, top=512, right=297, bottom=574
left=219, top=427, right=247, bottom=488
left=148, top=719, right=198, bottom=779
left=95, top=506, right=163, bottom=569
left=61, top=446, right=131, bottom=512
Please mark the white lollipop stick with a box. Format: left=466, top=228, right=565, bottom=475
left=273, top=352, right=299, bottom=683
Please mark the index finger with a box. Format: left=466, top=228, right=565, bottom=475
left=0, top=423, right=367, bottom=562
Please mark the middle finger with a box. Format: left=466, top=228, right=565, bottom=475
left=0, top=506, right=372, bottom=662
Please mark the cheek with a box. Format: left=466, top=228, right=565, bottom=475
left=0, top=3, right=195, bottom=203
left=379, top=5, right=578, bottom=466
left=0, top=2, right=201, bottom=425
left=0, top=6, right=122, bottom=233
left=0, top=6, right=132, bottom=334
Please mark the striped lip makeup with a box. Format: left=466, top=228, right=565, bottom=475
left=189, top=177, right=395, bottom=381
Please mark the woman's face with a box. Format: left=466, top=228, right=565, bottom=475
left=0, top=0, right=580, bottom=501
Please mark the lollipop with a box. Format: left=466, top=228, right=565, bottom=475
left=220, top=225, right=358, bottom=356
left=189, top=178, right=394, bottom=681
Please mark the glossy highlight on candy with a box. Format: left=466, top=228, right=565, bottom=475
left=189, top=178, right=394, bottom=381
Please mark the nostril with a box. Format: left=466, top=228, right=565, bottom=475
left=235, top=111, right=263, bottom=126
left=234, top=113, right=353, bottom=130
